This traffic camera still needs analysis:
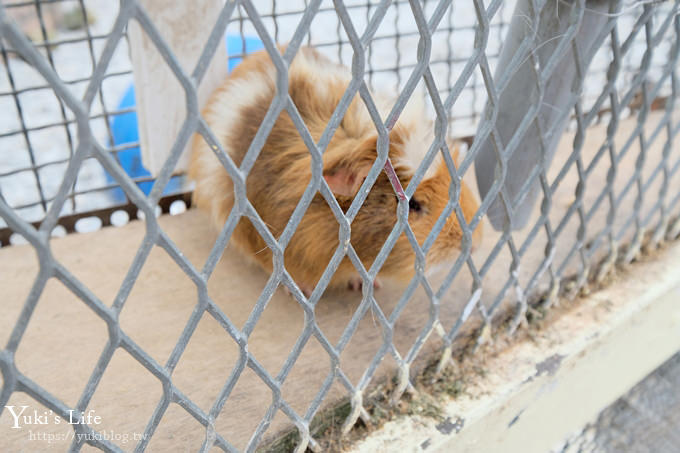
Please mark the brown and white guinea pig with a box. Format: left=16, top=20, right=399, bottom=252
left=189, top=46, right=482, bottom=296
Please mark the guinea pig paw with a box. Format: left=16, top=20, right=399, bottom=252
left=283, top=284, right=312, bottom=299
left=347, top=276, right=382, bottom=292
left=348, top=278, right=361, bottom=292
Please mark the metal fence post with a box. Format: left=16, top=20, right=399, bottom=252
left=475, top=0, right=617, bottom=230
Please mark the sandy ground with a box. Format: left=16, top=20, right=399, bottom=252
left=1, top=110, right=678, bottom=451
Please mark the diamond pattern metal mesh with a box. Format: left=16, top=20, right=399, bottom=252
left=0, top=0, right=679, bottom=451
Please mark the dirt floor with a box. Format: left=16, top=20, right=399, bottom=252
left=1, top=111, right=679, bottom=451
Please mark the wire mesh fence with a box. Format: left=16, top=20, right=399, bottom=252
left=0, top=0, right=679, bottom=451
left=0, top=0, right=674, bottom=234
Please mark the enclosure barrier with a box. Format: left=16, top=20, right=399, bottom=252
left=0, top=0, right=679, bottom=451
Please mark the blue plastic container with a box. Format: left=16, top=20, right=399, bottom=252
left=107, top=35, right=264, bottom=202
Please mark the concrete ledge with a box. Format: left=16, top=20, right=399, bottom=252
left=350, top=241, right=680, bottom=453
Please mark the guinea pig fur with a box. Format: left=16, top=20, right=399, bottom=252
left=189, top=47, right=482, bottom=296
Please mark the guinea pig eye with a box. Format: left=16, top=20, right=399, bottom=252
left=409, top=198, right=422, bottom=213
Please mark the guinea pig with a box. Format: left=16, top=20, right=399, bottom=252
left=189, top=46, right=482, bottom=296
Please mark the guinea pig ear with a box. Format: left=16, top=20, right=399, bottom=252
left=323, top=136, right=377, bottom=197
left=324, top=167, right=370, bottom=197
